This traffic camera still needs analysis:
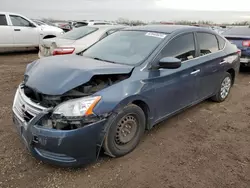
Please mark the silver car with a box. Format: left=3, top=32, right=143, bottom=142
left=38, top=25, right=126, bottom=58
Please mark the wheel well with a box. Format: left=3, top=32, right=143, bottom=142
left=227, top=68, right=235, bottom=85
left=43, top=35, right=56, bottom=39
left=132, top=100, right=150, bottom=130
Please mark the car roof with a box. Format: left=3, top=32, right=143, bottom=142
left=124, top=24, right=210, bottom=34
left=0, top=12, right=23, bottom=16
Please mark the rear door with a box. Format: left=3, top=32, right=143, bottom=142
left=194, top=32, right=226, bottom=100
left=0, top=14, right=14, bottom=47
left=9, top=15, right=40, bottom=47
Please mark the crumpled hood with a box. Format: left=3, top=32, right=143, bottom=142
left=25, top=55, right=134, bottom=95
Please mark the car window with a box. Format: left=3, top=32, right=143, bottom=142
left=0, top=15, right=7, bottom=26
left=10, top=15, right=32, bottom=27
left=59, top=26, right=98, bottom=40
left=83, top=30, right=167, bottom=65
left=160, top=33, right=195, bottom=62
left=74, top=22, right=88, bottom=28
left=94, top=23, right=110, bottom=25
left=197, top=33, right=219, bottom=56
left=217, top=35, right=226, bottom=50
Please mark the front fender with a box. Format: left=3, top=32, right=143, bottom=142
left=93, top=78, right=155, bottom=127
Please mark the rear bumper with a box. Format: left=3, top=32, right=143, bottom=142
left=38, top=45, right=52, bottom=58
left=240, top=57, right=250, bottom=66
left=13, top=112, right=107, bottom=167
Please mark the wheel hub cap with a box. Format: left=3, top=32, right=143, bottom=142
left=115, top=115, right=137, bottom=145
left=220, top=77, right=231, bottom=99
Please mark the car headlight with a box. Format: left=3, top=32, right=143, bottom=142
left=53, top=96, right=101, bottom=117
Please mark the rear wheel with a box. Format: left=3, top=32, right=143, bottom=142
left=103, top=104, right=145, bottom=157
left=211, top=72, right=232, bottom=102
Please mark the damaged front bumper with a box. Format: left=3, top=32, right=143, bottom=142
left=12, top=86, right=107, bottom=167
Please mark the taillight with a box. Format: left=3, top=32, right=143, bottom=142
left=52, top=47, right=75, bottom=56
left=242, top=40, right=250, bottom=47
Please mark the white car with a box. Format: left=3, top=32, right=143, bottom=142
left=0, top=12, right=64, bottom=48
left=39, top=25, right=126, bottom=58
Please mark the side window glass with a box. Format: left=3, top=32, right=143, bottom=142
left=197, top=33, right=219, bottom=56
left=160, top=33, right=195, bottom=62
left=10, top=15, right=31, bottom=27
left=0, top=15, right=8, bottom=26
left=217, top=35, right=226, bottom=50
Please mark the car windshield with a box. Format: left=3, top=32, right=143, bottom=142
left=59, top=26, right=98, bottom=40
left=223, top=27, right=250, bottom=36
left=82, top=30, right=167, bottom=65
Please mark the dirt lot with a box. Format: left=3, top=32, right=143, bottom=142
left=0, top=52, right=249, bottom=188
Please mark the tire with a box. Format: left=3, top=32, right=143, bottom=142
left=103, top=104, right=146, bottom=157
left=211, top=72, right=232, bottom=102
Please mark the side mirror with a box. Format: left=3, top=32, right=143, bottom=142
left=158, top=57, right=181, bottom=69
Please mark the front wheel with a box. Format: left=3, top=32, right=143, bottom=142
left=211, top=72, right=232, bottom=102
left=103, top=104, right=146, bottom=157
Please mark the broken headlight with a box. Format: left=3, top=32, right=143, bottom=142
left=53, top=96, right=101, bottom=117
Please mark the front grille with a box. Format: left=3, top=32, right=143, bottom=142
left=13, top=85, right=48, bottom=123
left=23, top=86, right=61, bottom=108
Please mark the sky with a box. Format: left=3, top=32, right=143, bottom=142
left=1, top=0, right=250, bottom=23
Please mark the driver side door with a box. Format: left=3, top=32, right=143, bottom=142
left=151, top=32, right=201, bottom=121
left=9, top=15, right=39, bottom=47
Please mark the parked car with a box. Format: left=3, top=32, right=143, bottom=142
left=31, top=19, right=57, bottom=27
left=38, top=25, right=126, bottom=58
left=53, top=20, right=114, bottom=32
left=0, top=12, right=64, bottom=48
left=13, top=25, right=240, bottom=167
left=211, top=26, right=225, bottom=34
left=70, top=20, right=113, bottom=28
left=54, top=22, right=72, bottom=32
left=223, top=26, right=250, bottom=67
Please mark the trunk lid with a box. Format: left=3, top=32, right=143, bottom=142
left=224, top=35, right=250, bottom=50
left=40, top=38, right=76, bottom=57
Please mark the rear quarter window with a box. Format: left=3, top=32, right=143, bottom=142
left=0, top=15, right=7, bottom=26
left=197, top=32, right=219, bottom=56
left=217, top=35, right=226, bottom=50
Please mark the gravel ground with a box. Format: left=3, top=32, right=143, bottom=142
left=0, top=52, right=249, bottom=188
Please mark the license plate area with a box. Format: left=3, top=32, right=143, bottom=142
left=240, top=58, right=250, bottom=63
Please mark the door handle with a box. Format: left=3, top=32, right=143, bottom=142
left=14, top=29, right=21, bottom=31
left=190, top=69, right=200, bottom=75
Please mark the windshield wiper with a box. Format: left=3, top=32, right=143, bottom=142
left=93, top=57, right=115, bottom=64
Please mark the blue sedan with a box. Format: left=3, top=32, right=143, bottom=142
left=223, top=26, right=250, bottom=67
left=12, top=25, right=240, bottom=167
